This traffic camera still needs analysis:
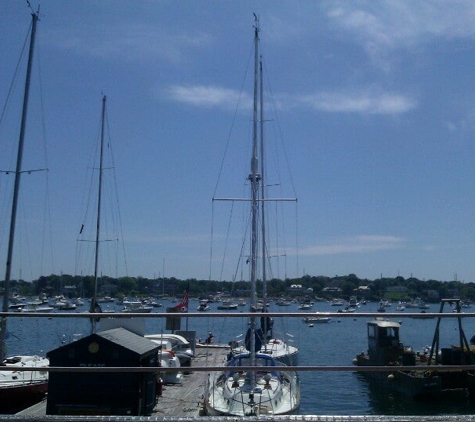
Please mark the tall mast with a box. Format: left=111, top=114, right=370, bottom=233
left=0, top=12, right=39, bottom=362
left=247, top=14, right=260, bottom=386
left=89, top=95, right=107, bottom=333
left=259, top=57, right=267, bottom=320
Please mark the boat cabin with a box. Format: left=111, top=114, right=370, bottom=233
left=46, top=327, right=160, bottom=416
left=366, top=319, right=404, bottom=365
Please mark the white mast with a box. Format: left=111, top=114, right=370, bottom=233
left=247, top=14, right=261, bottom=389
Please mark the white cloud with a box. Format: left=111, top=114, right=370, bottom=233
left=166, top=84, right=415, bottom=115
left=300, top=89, right=417, bottom=115
left=325, top=1, right=475, bottom=69
left=300, top=235, right=406, bottom=256
left=165, top=85, right=252, bottom=110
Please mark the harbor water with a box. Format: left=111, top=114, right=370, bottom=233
left=4, top=298, right=475, bottom=417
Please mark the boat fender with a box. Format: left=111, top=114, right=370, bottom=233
left=156, top=377, right=163, bottom=396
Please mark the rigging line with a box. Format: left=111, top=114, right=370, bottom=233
left=262, top=56, right=298, bottom=199
left=263, top=61, right=299, bottom=280
left=75, top=113, right=102, bottom=275
left=218, top=200, right=235, bottom=282
left=36, top=28, right=55, bottom=276
left=295, top=200, right=299, bottom=279
left=0, top=20, right=31, bottom=132
left=105, top=115, right=129, bottom=277
left=208, top=201, right=214, bottom=282
left=232, top=207, right=251, bottom=285
left=212, top=38, right=254, bottom=199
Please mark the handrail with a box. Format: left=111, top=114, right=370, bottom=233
left=1, top=311, right=474, bottom=318
left=3, top=363, right=475, bottom=374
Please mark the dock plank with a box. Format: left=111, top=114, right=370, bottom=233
left=152, top=345, right=228, bottom=417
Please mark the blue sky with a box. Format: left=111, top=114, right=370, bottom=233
left=2, top=1, right=475, bottom=284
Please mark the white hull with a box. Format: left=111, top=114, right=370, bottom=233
left=232, top=339, right=299, bottom=366
left=0, top=355, right=49, bottom=411
left=205, top=353, right=299, bottom=417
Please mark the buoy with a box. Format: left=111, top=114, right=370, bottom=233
left=387, top=373, right=395, bottom=381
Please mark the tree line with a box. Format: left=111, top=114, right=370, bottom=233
left=2, top=273, right=474, bottom=303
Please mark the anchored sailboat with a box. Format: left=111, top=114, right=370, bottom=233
left=204, top=17, right=300, bottom=417
left=229, top=26, right=299, bottom=367
left=88, top=95, right=108, bottom=334
left=0, top=11, right=49, bottom=412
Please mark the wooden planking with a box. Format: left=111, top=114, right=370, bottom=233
left=152, top=345, right=228, bottom=417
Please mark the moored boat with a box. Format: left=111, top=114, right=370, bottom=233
left=303, top=314, right=331, bottom=323
left=0, top=355, right=49, bottom=412
left=205, top=352, right=300, bottom=416
left=0, top=11, right=49, bottom=412
left=217, top=300, right=238, bottom=310
left=204, top=16, right=300, bottom=416
left=197, top=301, right=210, bottom=311
left=353, top=299, right=475, bottom=400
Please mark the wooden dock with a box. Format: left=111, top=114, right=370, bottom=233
left=16, top=344, right=229, bottom=419
left=14, top=343, right=475, bottom=422
left=151, top=344, right=228, bottom=417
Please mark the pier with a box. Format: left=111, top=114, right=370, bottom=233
left=12, top=343, right=475, bottom=422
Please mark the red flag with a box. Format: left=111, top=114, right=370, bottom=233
left=173, top=291, right=188, bottom=312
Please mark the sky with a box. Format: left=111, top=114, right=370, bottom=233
left=2, top=1, right=475, bottom=284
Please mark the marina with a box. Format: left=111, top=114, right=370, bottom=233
left=3, top=4, right=475, bottom=421
left=3, top=300, right=475, bottom=419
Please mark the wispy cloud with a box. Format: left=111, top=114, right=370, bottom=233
left=299, top=89, right=417, bottom=115
left=300, top=235, right=406, bottom=256
left=165, top=85, right=252, bottom=110
left=167, top=84, right=416, bottom=115
left=325, top=1, right=475, bottom=69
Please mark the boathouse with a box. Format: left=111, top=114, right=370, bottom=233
left=46, top=327, right=160, bottom=416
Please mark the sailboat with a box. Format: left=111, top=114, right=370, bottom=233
left=204, top=17, right=300, bottom=417
left=228, top=16, right=299, bottom=366
left=0, top=11, right=49, bottom=411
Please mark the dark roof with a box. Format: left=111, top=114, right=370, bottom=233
left=97, top=327, right=159, bottom=355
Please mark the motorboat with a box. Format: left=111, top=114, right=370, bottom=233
left=217, top=300, right=238, bottom=310
left=353, top=299, right=475, bottom=399
left=197, top=301, right=210, bottom=311
left=0, top=355, right=49, bottom=412
left=156, top=345, right=183, bottom=384
left=145, top=333, right=194, bottom=367
left=121, top=301, right=152, bottom=313
left=19, top=304, right=54, bottom=313
left=303, top=313, right=331, bottom=323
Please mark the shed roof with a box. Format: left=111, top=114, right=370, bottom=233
left=47, top=327, right=159, bottom=358
left=97, top=327, right=159, bottom=355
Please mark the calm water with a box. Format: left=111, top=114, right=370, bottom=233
left=4, top=298, right=475, bottom=416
